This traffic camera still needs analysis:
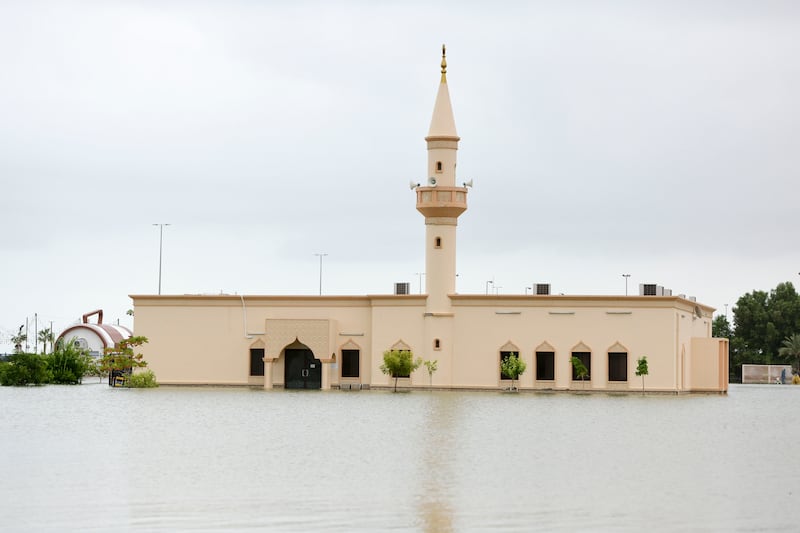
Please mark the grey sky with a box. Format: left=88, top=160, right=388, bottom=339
left=1, top=1, right=798, bottom=352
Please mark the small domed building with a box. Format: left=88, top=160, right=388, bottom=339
left=56, top=309, right=132, bottom=357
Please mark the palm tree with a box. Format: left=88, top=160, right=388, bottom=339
left=778, top=334, right=800, bottom=373
left=38, top=328, right=55, bottom=354
left=11, top=325, right=27, bottom=353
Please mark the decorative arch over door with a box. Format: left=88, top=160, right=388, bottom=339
left=283, top=339, right=322, bottom=390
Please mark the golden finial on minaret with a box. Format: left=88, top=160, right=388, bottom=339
left=441, top=44, right=447, bottom=83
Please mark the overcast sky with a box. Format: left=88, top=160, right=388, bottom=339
left=1, top=0, right=798, bottom=352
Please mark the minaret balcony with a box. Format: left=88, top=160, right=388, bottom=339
left=416, top=186, right=468, bottom=219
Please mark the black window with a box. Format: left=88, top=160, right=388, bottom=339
left=436, top=161, right=442, bottom=171
left=536, top=351, right=555, bottom=380
left=435, top=237, right=442, bottom=248
left=500, top=351, right=518, bottom=380
left=342, top=349, right=360, bottom=378
left=571, top=351, right=591, bottom=380
left=608, top=352, right=628, bottom=381
left=249, top=348, right=265, bottom=376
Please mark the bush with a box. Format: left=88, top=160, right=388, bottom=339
left=45, top=341, right=92, bottom=384
left=0, top=353, right=53, bottom=386
left=128, top=369, right=158, bottom=388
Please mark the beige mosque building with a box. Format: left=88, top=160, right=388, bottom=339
left=131, top=48, right=728, bottom=393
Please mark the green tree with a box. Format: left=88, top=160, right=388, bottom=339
left=380, top=350, right=422, bottom=392
left=10, top=326, right=27, bottom=354
left=0, top=353, right=52, bottom=386
left=500, top=353, right=526, bottom=391
left=570, top=356, right=589, bottom=388
left=99, top=336, right=149, bottom=386
left=730, top=282, right=800, bottom=382
left=423, top=359, right=438, bottom=387
left=778, top=334, right=800, bottom=372
left=46, top=339, right=91, bottom=384
left=37, top=327, right=55, bottom=355
left=635, top=356, right=649, bottom=394
left=712, top=315, right=732, bottom=339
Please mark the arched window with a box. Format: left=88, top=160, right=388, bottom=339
left=607, top=342, right=628, bottom=382
left=570, top=342, right=592, bottom=382
left=499, top=341, right=521, bottom=380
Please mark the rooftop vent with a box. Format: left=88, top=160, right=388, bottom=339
left=535, top=283, right=551, bottom=295
left=640, top=284, right=673, bottom=296
left=394, top=282, right=410, bottom=295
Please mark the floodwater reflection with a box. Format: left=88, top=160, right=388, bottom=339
left=0, top=384, right=798, bottom=531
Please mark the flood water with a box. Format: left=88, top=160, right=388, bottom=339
left=1, top=383, right=798, bottom=531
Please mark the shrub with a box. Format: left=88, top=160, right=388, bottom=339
left=46, top=341, right=92, bottom=384
left=380, top=350, right=422, bottom=392
left=128, top=369, right=158, bottom=388
left=0, top=353, right=53, bottom=386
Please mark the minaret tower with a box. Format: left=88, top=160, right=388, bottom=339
left=416, top=45, right=468, bottom=314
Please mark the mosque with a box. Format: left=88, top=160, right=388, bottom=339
left=131, top=47, right=728, bottom=393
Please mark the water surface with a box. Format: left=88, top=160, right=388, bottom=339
left=1, top=384, right=797, bottom=531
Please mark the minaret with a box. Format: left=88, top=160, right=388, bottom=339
left=416, top=45, right=468, bottom=313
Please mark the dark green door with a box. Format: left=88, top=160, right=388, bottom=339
left=284, top=349, right=322, bottom=389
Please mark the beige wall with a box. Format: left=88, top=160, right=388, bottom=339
left=132, top=293, right=725, bottom=393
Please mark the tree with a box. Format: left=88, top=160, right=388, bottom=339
left=500, top=352, right=526, bottom=391
left=10, top=325, right=27, bottom=354
left=37, top=328, right=55, bottom=355
left=730, top=282, right=800, bottom=382
left=380, top=350, right=422, bottom=392
left=778, top=334, right=800, bottom=373
left=635, top=356, right=649, bottom=394
left=423, top=359, right=438, bottom=387
left=712, top=315, right=732, bottom=339
left=99, top=336, right=149, bottom=386
left=570, top=356, right=589, bottom=388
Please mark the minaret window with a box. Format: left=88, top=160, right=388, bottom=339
left=435, top=237, right=442, bottom=249
left=434, top=339, right=441, bottom=350
left=436, top=161, right=443, bottom=173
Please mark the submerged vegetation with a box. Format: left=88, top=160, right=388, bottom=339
left=0, top=336, right=156, bottom=388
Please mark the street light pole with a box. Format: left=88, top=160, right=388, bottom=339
left=415, top=272, right=425, bottom=294
left=525, top=286, right=532, bottom=295
left=622, top=273, right=631, bottom=296
left=485, top=280, right=493, bottom=295
left=314, top=253, right=328, bottom=295
left=153, top=224, right=171, bottom=295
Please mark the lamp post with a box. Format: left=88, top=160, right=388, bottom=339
left=153, top=224, right=171, bottom=295
left=724, top=303, right=729, bottom=320
left=622, top=273, right=631, bottom=296
left=314, top=253, right=328, bottom=295
left=485, top=280, right=493, bottom=295
left=494, top=286, right=502, bottom=295
left=415, top=272, right=425, bottom=294
left=525, top=286, right=532, bottom=295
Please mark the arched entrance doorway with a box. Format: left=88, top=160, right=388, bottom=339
left=283, top=340, right=322, bottom=390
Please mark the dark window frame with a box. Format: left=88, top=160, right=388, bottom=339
left=571, top=351, right=591, bottom=381
left=249, top=348, right=265, bottom=377
left=500, top=350, right=519, bottom=380
left=535, top=351, right=555, bottom=381
left=341, top=349, right=360, bottom=378
left=608, top=352, right=628, bottom=382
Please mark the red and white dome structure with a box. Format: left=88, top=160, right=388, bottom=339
left=56, top=309, right=132, bottom=357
